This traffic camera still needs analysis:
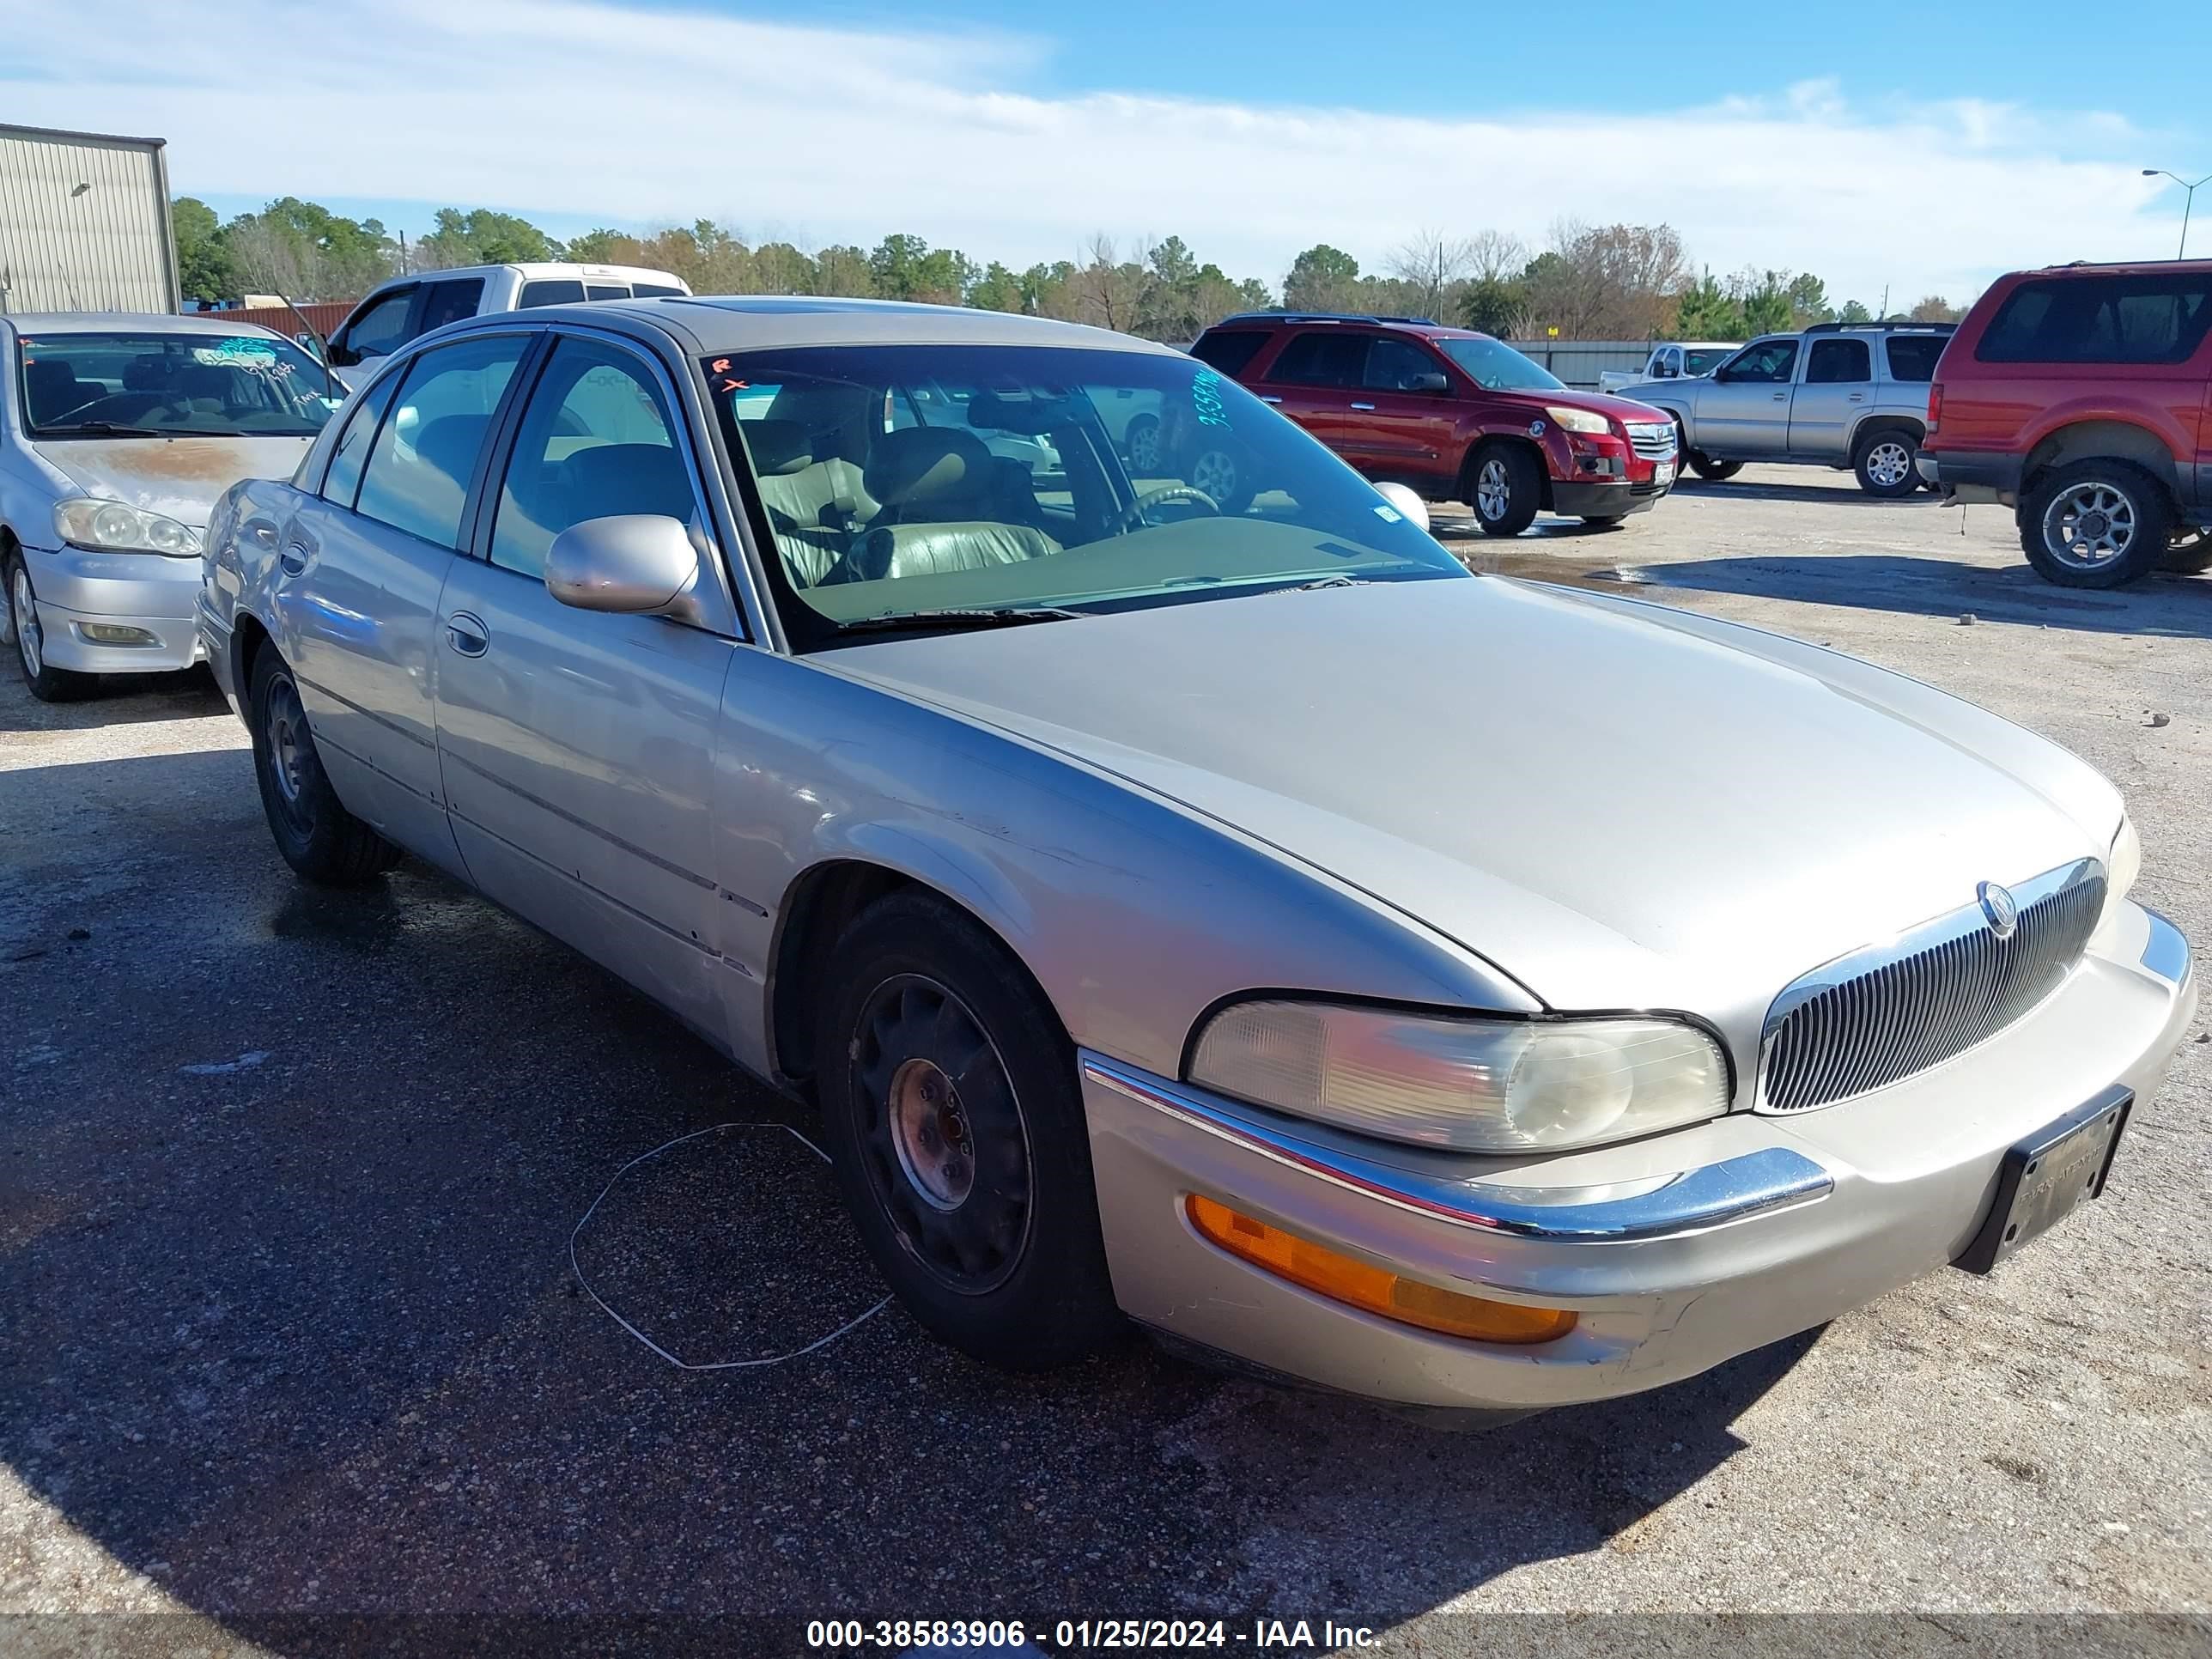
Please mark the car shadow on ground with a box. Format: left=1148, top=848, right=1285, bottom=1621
left=0, top=747, right=1823, bottom=1641
left=1667, top=477, right=1936, bottom=507
left=0, top=666, right=228, bottom=733
left=1606, top=552, right=2212, bottom=640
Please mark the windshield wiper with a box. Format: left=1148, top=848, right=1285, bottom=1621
left=34, top=421, right=170, bottom=437
left=831, top=605, right=1086, bottom=636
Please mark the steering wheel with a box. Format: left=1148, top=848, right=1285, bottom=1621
left=1118, top=483, right=1220, bottom=532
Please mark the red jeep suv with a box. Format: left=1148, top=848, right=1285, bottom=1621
left=1188, top=313, right=1678, bottom=534
left=1919, top=260, right=2212, bottom=587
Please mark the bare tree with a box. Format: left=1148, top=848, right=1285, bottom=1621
left=1386, top=229, right=1477, bottom=320
left=1071, top=234, right=1146, bottom=333
left=1466, top=228, right=1528, bottom=283
left=226, top=218, right=308, bottom=298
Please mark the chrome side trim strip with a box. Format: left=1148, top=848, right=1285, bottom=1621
left=1079, top=1051, right=1832, bottom=1243
left=2140, top=907, right=2191, bottom=989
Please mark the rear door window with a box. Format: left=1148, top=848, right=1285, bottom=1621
left=1189, top=331, right=1268, bottom=376
left=352, top=334, right=527, bottom=549
left=1978, top=274, right=2212, bottom=364
left=518, top=279, right=587, bottom=308
left=1804, top=338, right=1871, bottom=383
left=416, top=279, right=484, bottom=334
left=632, top=283, right=685, bottom=299
left=585, top=284, right=629, bottom=301
left=1265, top=331, right=1367, bottom=387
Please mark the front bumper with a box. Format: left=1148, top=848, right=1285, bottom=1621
left=1549, top=477, right=1668, bottom=520
left=13, top=544, right=205, bottom=673
left=1082, top=903, right=2193, bottom=1413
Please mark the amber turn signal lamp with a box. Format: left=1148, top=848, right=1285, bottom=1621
left=1184, top=1194, right=1577, bottom=1346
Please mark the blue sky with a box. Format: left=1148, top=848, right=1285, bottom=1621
left=10, top=0, right=2211, bottom=303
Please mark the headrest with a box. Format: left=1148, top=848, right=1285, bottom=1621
left=25, top=360, right=79, bottom=392
left=124, top=356, right=170, bottom=391
left=967, top=387, right=1074, bottom=436
left=743, top=418, right=813, bottom=477
left=413, top=415, right=490, bottom=484
left=865, top=427, right=993, bottom=510
left=561, top=442, right=693, bottom=520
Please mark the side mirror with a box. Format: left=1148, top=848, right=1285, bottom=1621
left=1711, top=364, right=1734, bottom=383
left=326, top=338, right=359, bottom=368
left=294, top=331, right=325, bottom=362
left=1406, top=371, right=1449, bottom=396
left=545, top=514, right=706, bottom=624
left=1373, top=481, right=1430, bottom=533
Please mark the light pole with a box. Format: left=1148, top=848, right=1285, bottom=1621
left=2142, top=168, right=2212, bottom=258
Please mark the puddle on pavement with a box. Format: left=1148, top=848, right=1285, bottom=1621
left=263, top=867, right=514, bottom=953
left=573, top=1126, right=888, bottom=1368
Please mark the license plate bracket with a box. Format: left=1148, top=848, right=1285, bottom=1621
left=1954, top=1085, right=2130, bottom=1274
left=1654, top=460, right=1676, bottom=487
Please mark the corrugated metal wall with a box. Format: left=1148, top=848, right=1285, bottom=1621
left=0, top=124, right=179, bottom=315
left=1506, top=340, right=1656, bottom=390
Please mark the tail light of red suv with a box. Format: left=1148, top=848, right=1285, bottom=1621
left=1926, top=381, right=1942, bottom=436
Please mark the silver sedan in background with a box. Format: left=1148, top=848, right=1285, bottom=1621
left=199, top=298, right=2195, bottom=1421
left=0, top=312, right=343, bottom=700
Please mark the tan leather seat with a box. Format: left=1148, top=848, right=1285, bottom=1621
left=830, top=428, right=1060, bottom=583
left=744, top=419, right=875, bottom=588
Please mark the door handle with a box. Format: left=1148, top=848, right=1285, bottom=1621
left=1260, top=395, right=1283, bottom=404
left=278, top=543, right=309, bottom=575
left=445, top=612, right=489, bottom=658
left=1848, top=393, right=1865, bottom=402
left=1771, top=392, right=1788, bottom=401
left=1350, top=401, right=1376, bottom=411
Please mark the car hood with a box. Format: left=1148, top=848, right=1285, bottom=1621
left=823, top=577, right=2118, bottom=1018
left=1499, top=387, right=1671, bottom=424
left=35, top=436, right=315, bottom=526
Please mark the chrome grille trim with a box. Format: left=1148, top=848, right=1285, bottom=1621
left=1625, top=422, right=1676, bottom=459
left=1757, top=859, right=2106, bottom=1114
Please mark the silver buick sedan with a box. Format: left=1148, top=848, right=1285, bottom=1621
left=199, top=298, right=2195, bottom=1421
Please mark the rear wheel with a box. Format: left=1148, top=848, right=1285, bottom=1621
left=1854, top=428, right=1922, bottom=497
left=815, top=890, right=1122, bottom=1371
left=2160, top=529, right=2212, bottom=574
left=2020, top=460, right=2172, bottom=589
left=248, top=647, right=402, bottom=884
left=7, top=553, right=94, bottom=702
left=1468, top=445, right=1541, bottom=537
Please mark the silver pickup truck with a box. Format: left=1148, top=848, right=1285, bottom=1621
left=1616, top=323, right=1953, bottom=496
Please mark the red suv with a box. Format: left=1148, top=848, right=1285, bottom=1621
left=1920, top=261, right=2212, bottom=587
left=1188, top=313, right=1678, bottom=534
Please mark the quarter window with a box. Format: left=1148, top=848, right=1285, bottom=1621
left=489, top=337, right=694, bottom=578
left=1266, top=331, right=1367, bottom=387
left=1884, top=335, right=1946, bottom=382
left=1978, top=275, right=2212, bottom=365
left=1804, top=338, right=1870, bottom=384
left=320, top=374, right=399, bottom=507
left=352, top=334, right=526, bottom=550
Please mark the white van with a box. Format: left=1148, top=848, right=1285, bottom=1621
left=323, top=264, right=692, bottom=380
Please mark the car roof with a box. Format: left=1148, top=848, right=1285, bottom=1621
left=2015, top=258, right=2212, bottom=277
left=382, top=262, right=690, bottom=286
left=468, top=294, right=1190, bottom=356
left=2, top=311, right=289, bottom=339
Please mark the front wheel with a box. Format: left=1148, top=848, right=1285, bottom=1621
left=1468, top=445, right=1541, bottom=537
left=815, top=890, right=1122, bottom=1371
left=1577, top=514, right=1629, bottom=530
left=1854, top=428, right=1922, bottom=497
left=1122, top=414, right=1163, bottom=473
left=2160, top=529, right=2212, bottom=574
left=1687, top=453, right=1742, bottom=482
left=248, top=647, right=402, bottom=884
left=2020, top=460, right=2172, bottom=589
left=1186, top=441, right=1255, bottom=514
left=7, top=553, right=94, bottom=702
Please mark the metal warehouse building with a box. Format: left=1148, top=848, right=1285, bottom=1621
left=0, top=123, right=180, bottom=315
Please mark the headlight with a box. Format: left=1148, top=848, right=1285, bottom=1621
left=2107, top=813, right=2140, bottom=905
left=1187, top=1000, right=1730, bottom=1153
left=1544, top=405, right=1613, bottom=435
left=53, top=499, right=203, bottom=556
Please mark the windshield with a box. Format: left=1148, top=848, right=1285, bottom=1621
left=17, top=331, right=343, bottom=439
left=1434, top=336, right=1565, bottom=392
left=1680, top=348, right=1735, bottom=376
left=705, top=343, right=1465, bottom=643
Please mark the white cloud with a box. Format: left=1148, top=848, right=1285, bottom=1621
left=0, top=0, right=2190, bottom=303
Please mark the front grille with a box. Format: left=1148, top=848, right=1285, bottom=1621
left=1758, top=860, right=2106, bottom=1113
left=1626, top=422, right=1676, bottom=460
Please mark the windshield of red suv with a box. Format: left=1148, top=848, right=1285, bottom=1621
left=705, top=341, right=1465, bottom=644
left=1434, top=336, right=1565, bottom=392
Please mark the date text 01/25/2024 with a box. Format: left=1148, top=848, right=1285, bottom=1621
left=805, top=1619, right=1381, bottom=1650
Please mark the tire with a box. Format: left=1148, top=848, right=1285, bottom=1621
left=2159, top=530, right=2212, bottom=574
left=1854, top=428, right=1922, bottom=497
left=815, top=889, right=1121, bottom=1372
left=1577, top=514, right=1629, bottom=530
left=1687, top=453, right=1742, bottom=482
left=247, top=647, right=402, bottom=884
left=1122, top=414, right=1162, bottom=473
left=1468, top=444, right=1542, bottom=537
left=1186, top=441, right=1255, bottom=514
left=6, top=552, right=94, bottom=702
left=2019, top=459, right=2172, bottom=589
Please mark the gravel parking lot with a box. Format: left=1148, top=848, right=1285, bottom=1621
left=3, top=467, right=2209, bottom=1649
